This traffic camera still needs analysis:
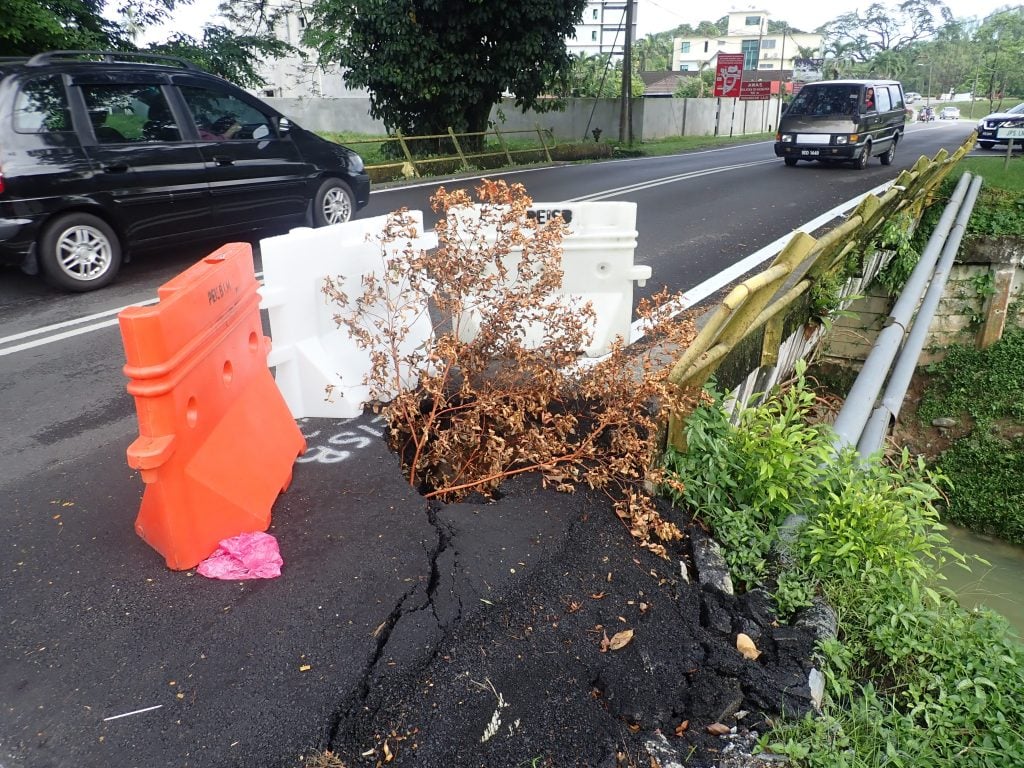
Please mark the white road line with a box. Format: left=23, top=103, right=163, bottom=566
left=0, top=301, right=152, bottom=345
left=0, top=271, right=265, bottom=358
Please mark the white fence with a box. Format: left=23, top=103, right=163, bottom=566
left=264, top=96, right=785, bottom=142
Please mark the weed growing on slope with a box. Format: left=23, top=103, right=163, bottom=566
left=915, top=327, right=1024, bottom=543
left=919, top=326, right=1024, bottom=427
left=326, top=179, right=698, bottom=556
left=660, top=369, right=1024, bottom=766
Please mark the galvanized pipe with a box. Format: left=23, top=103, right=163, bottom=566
left=857, top=174, right=983, bottom=455
left=831, top=172, right=975, bottom=451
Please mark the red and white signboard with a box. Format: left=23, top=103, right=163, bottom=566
left=713, top=54, right=745, bottom=98
left=739, top=81, right=771, bottom=101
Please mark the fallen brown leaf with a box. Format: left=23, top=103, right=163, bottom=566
left=736, top=633, right=761, bottom=661
left=608, top=628, right=634, bottom=651
left=674, top=719, right=689, bottom=736
left=706, top=722, right=731, bottom=736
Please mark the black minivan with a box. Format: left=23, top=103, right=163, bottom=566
left=0, top=51, right=370, bottom=291
left=775, top=79, right=907, bottom=169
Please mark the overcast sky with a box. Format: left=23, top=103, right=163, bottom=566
left=137, top=0, right=1011, bottom=45
left=633, top=0, right=1008, bottom=36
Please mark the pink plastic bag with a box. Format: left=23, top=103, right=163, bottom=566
left=197, top=531, right=283, bottom=580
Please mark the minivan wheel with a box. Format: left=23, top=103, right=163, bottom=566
left=979, top=141, right=995, bottom=150
left=784, top=157, right=798, bottom=167
left=855, top=143, right=871, bottom=170
left=313, top=178, right=355, bottom=226
left=880, top=138, right=897, bottom=165
left=39, top=212, right=122, bottom=292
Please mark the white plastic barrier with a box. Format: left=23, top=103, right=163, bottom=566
left=259, top=212, right=437, bottom=420
left=453, top=202, right=651, bottom=357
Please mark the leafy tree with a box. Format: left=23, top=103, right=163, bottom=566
left=0, top=0, right=290, bottom=90
left=563, top=53, right=617, bottom=98
left=147, top=27, right=296, bottom=89
left=673, top=67, right=714, bottom=98
left=975, top=8, right=1024, bottom=103
left=696, top=18, right=728, bottom=36
left=633, top=33, right=672, bottom=71
left=2, top=0, right=127, bottom=54
left=304, top=0, right=589, bottom=140
left=820, top=0, right=953, bottom=64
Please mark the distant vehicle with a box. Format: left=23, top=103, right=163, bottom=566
left=939, top=106, right=961, bottom=120
left=774, top=79, right=906, bottom=169
left=918, top=106, right=935, bottom=122
left=976, top=102, right=1024, bottom=150
left=906, top=92, right=921, bottom=103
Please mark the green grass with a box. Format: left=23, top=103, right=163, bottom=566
left=626, top=131, right=776, bottom=157
left=314, top=128, right=777, bottom=183
left=921, top=98, right=1023, bottom=120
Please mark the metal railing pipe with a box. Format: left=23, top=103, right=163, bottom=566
left=857, top=174, right=983, bottom=455
left=831, top=172, right=975, bottom=451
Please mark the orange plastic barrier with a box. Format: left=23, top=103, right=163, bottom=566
left=119, top=242, right=306, bottom=570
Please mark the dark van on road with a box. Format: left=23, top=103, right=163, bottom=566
left=0, top=51, right=370, bottom=291
left=775, top=79, right=907, bottom=169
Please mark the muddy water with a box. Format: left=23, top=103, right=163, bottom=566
left=941, top=525, right=1024, bottom=638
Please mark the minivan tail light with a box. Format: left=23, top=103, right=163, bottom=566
left=0, top=168, right=5, bottom=195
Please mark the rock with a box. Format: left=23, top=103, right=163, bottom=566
left=691, top=534, right=734, bottom=595
left=679, top=559, right=690, bottom=583
left=644, top=731, right=686, bottom=768
left=932, top=417, right=958, bottom=428
left=794, top=598, right=838, bottom=643
left=808, top=668, right=825, bottom=711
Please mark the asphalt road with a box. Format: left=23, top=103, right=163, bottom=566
left=0, top=121, right=976, bottom=768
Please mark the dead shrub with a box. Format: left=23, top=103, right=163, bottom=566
left=325, top=179, right=698, bottom=555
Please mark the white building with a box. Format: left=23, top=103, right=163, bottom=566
left=566, top=1, right=637, bottom=58
left=671, top=10, right=822, bottom=74
left=252, top=5, right=367, bottom=99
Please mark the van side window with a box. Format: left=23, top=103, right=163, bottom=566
left=80, top=84, right=180, bottom=143
left=179, top=85, right=274, bottom=142
left=889, top=87, right=905, bottom=110
left=13, top=76, right=73, bottom=134
left=875, top=86, right=892, bottom=112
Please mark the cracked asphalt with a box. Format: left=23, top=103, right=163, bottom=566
left=1, top=411, right=817, bottom=768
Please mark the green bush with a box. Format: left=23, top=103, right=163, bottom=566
left=936, top=433, right=1024, bottom=544
left=919, top=327, right=1024, bottom=427
left=660, top=369, right=1024, bottom=767
left=661, top=364, right=832, bottom=589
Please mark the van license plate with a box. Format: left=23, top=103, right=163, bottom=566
left=801, top=150, right=820, bottom=156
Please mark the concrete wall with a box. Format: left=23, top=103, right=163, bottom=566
left=265, top=97, right=385, bottom=134
left=822, top=237, right=1024, bottom=368
left=263, top=95, right=781, bottom=141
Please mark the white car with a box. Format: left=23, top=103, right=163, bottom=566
left=939, top=106, right=961, bottom=120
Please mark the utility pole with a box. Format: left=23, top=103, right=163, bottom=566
left=775, top=23, right=788, bottom=133
left=619, top=0, right=634, bottom=144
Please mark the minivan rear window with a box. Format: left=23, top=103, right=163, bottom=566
left=14, top=75, right=73, bottom=134
left=786, top=84, right=860, bottom=117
